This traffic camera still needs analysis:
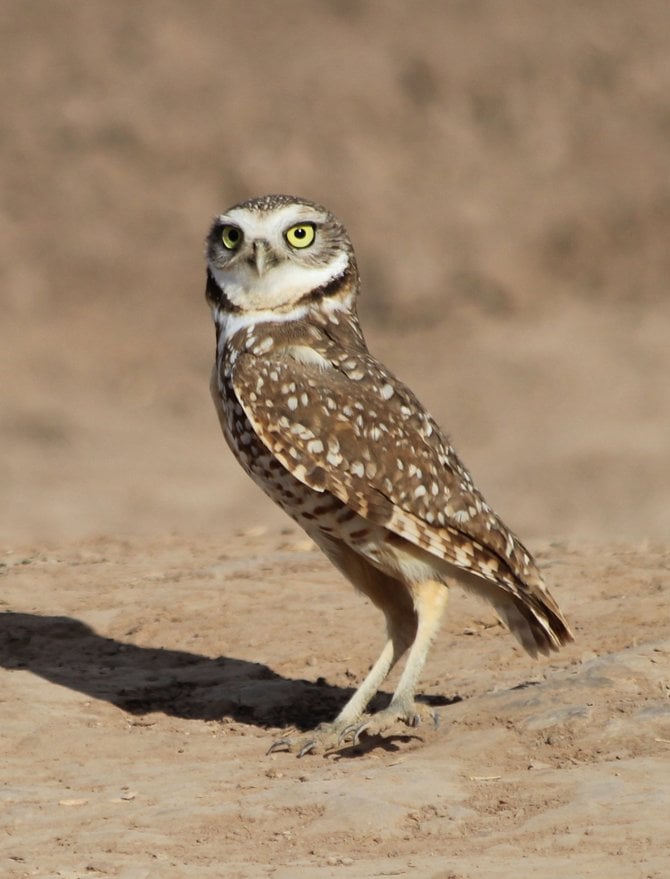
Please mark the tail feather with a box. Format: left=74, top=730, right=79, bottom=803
left=460, top=573, right=573, bottom=658
left=504, top=592, right=573, bottom=657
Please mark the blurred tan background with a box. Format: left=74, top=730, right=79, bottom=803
left=2, top=0, right=669, bottom=544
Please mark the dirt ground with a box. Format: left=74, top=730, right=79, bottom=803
left=2, top=2, right=670, bottom=877
left=2, top=535, right=669, bottom=877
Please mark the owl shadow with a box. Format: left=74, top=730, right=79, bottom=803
left=0, top=611, right=453, bottom=732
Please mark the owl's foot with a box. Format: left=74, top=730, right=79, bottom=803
left=267, top=720, right=357, bottom=758
left=340, top=699, right=439, bottom=746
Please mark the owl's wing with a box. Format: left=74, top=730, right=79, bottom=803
left=231, top=348, right=543, bottom=592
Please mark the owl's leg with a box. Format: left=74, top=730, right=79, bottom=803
left=268, top=541, right=417, bottom=756
left=331, top=582, right=420, bottom=715
left=268, top=599, right=417, bottom=756
left=341, top=579, right=448, bottom=743
left=266, top=632, right=404, bottom=757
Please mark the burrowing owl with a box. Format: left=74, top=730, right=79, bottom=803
left=205, top=194, right=572, bottom=755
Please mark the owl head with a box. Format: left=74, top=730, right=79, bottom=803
left=205, top=195, right=357, bottom=315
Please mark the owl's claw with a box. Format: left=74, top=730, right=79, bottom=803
left=266, top=737, right=294, bottom=755
left=338, top=722, right=364, bottom=746
left=338, top=702, right=440, bottom=745
left=266, top=722, right=352, bottom=757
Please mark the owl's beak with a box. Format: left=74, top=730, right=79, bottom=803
left=250, top=239, right=271, bottom=277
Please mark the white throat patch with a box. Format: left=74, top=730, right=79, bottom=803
left=213, top=291, right=354, bottom=352
left=208, top=251, right=349, bottom=313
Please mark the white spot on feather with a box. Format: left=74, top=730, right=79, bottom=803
left=252, top=337, right=274, bottom=355
left=287, top=346, right=331, bottom=369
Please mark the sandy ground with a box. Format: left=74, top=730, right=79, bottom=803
left=2, top=534, right=669, bottom=877
left=2, top=2, right=670, bottom=876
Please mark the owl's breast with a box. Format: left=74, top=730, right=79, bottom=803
left=212, top=356, right=328, bottom=524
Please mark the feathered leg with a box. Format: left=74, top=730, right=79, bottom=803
left=342, top=579, right=448, bottom=743
left=268, top=538, right=417, bottom=755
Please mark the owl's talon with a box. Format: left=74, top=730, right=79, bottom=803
left=297, top=740, right=318, bottom=758
left=266, top=722, right=352, bottom=757
left=343, top=719, right=371, bottom=745
left=338, top=701, right=440, bottom=744
left=266, top=738, right=292, bottom=755
left=338, top=722, right=363, bottom=746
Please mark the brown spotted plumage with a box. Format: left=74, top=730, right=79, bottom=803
left=205, top=194, right=573, bottom=755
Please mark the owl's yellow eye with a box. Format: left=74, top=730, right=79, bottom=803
left=221, top=224, right=243, bottom=250
left=285, top=223, right=316, bottom=249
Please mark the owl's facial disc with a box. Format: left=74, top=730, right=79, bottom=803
left=206, top=201, right=351, bottom=313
